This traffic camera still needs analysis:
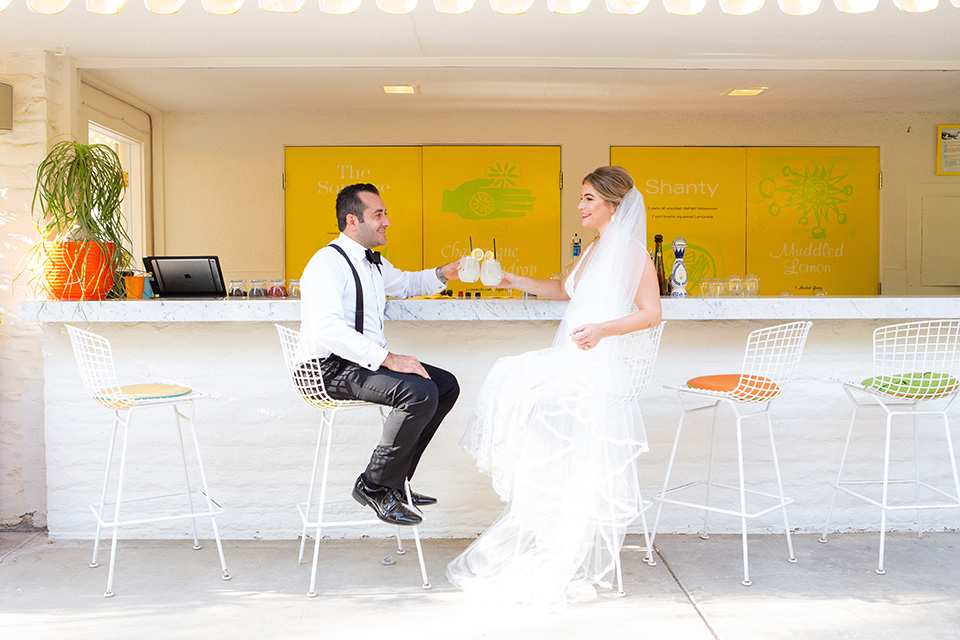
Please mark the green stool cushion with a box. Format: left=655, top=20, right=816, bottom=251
left=862, top=372, right=959, bottom=399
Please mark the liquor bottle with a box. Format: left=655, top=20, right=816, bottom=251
left=563, top=233, right=583, bottom=276
left=653, top=234, right=670, bottom=297
left=670, top=237, right=688, bottom=298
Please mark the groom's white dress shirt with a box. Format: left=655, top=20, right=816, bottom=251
left=300, top=233, right=444, bottom=370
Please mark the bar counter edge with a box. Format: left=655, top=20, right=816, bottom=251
left=17, top=296, right=960, bottom=324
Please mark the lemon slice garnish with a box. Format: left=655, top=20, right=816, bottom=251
left=471, top=248, right=484, bottom=260
left=484, top=250, right=495, bottom=261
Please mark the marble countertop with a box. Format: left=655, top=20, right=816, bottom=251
left=17, top=296, right=960, bottom=323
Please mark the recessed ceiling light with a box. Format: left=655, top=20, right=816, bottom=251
left=383, top=85, right=420, bottom=95
left=724, top=87, right=769, bottom=97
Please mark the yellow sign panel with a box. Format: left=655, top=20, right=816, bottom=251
left=284, top=146, right=423, bottom=278
left=422, top=146, right=561, bottom=296
left=746, top=147, right=880, bottom=295
left=611, top=147, right=747, bottom=295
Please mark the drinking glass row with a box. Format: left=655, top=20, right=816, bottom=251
left=698, top=274, right=760, bottom=297
left=229, top=279, right=300, bottom=299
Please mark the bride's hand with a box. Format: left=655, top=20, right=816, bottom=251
left=570, top=324, right=604, bottom=350
left=497, top=270, right=518, bottom=289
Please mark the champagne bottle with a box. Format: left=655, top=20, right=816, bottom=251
left=653, top=234, right=670, bottom=296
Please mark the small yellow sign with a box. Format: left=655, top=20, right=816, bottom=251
left=422, top=146, right=561, bottom=297
left=611, top=146, right=747, bottom=295
left=284, top=146, right=423, bottom=278
left=746, top=147, right=880, bottom=295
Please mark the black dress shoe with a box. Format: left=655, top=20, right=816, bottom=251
left=408, top=490, right=437, bottom=506
left=351, top=476, right=422, bottom=526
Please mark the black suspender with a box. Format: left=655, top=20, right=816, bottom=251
left=328, top=243, right=364, bottom=334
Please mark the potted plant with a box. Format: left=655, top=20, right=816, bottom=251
left=30, top=140, right=132, bottom=300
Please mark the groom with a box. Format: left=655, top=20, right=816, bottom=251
left=299, top=183, right=461, bottom=526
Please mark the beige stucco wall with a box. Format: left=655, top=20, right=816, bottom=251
left=0, top=50, right=61, bottom=529
left=160, top=109, right=960, bottom=294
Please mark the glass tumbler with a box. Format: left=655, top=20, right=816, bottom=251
left=248, top=279, right=268, bottom=298
left=709, top=278, right=726, bottom=298
left=744, top=274, right=760, bottom=296
left=228, top=279, right=247, bottom=298
left=726, top=274, right=743, bottom=297
left=287, top=279, right=301, bottom=299
left=268, top=278, right=288, bottom=298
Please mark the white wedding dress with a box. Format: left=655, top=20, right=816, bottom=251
left=447, top=190, right=652, bottom=609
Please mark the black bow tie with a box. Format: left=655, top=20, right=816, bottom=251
left=365, top=249, right=382, bottom=268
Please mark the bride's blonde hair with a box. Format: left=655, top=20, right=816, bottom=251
left=582, top=166, right=635, bottom=206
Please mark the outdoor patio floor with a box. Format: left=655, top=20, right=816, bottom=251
left=2, top=531, right=959, bottom=639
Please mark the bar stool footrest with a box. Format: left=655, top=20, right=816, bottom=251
left=89, top=491, right=224, bottom=528
left=654, top=481, right=794, bottom=519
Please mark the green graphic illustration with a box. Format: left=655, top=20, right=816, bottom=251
left=759, top=164, right=853, bottom=239
left=441, top=161, right=536, bottom=220
left=683, top=243, right=718, bottom=292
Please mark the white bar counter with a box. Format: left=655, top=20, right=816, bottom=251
left=19, top=297, right=960, bottom=541
left=18, top=295, right=960, bottom=323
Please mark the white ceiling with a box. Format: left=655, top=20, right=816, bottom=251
left=2, top=0, right=960, bottom=112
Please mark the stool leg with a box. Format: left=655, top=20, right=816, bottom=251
left=877, top=410, right=895, bottom=575
left=943, top=409, right=960, bottom=508
left=913, top=413, right=923, bottom=538
left=647, top=408, right=687, bottom=565
left=394, top=526, right=406, bottom=555
left=701, top=402, right=721, bottom=540
left=300, top=411, right=330, bottom=566
left=173, top=404, right=201, bottom=550
left=104, top=413, right=133, bottom=598
left=307, top=416, right=336, bottom=597
left=767, top=413, right=797, bottom=564
left=638, top=492, right=656, bottom=567
left=821, top=405, right=861, bottom=544
left=404, top=481, right=431, bottom=590
left=184, top=401, right=230, bottom=581
left=91, top=411, right=122, bottom=570
left=734, top=414, right=751, bottom=587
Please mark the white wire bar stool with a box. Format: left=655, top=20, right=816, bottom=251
left=819, top=319, right=960, bottom=575
left=609, top=322, right=665, bottom=596
left=65, top=325, right=230, bottom=597
left=275, top=324, right=430, bottom=597
left=647, top=320, right=813, bottom=586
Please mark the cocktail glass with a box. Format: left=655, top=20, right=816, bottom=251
left=458, top=255, right=480, bottom=283
left=480, top=258, right=502, bottom=287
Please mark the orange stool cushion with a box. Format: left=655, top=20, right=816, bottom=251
left=687, top=374, right=780, bottom=399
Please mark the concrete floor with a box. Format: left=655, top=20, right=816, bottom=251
left=2, top=530, right=960, bottom=640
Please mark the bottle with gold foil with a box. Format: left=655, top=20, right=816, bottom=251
left=653, top=234, right=670, bottom=297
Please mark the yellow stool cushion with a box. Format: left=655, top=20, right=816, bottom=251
left=687, top=374, right=780, bottom=400
left=119, top=383, right=192, bottom=400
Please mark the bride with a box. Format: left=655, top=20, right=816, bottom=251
left=447, top=166, right=663, bottom=608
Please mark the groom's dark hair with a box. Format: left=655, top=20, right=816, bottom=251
left=336, top=183, right=380, bottom=231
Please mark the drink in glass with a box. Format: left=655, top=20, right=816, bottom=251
left=480, top=258, right=502, bottom=287
left=458, top=256, right=480, bottom=283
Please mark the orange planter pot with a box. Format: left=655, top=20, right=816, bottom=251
left=43, top=241, right=117, bottom=301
